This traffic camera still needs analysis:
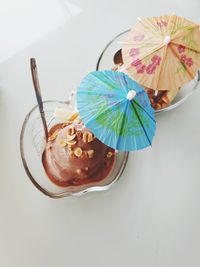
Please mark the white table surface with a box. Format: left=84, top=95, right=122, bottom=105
left=1, top=1, right=200, bottom=266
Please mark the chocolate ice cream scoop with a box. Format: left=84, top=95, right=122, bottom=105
left=42, top=121, right=115, bottom=187
left=113, top=49, right=123, bottom=65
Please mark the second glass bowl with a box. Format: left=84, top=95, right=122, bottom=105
left=96, top=29, right=200, bottom=113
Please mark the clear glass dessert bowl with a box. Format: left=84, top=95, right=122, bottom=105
left=96, top=29, right=200, bottom=113
left=20, top=100, right=129, bottom=198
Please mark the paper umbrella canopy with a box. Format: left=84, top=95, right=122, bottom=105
left=76, top=70, right=156, bottom=151
left=122, top=14, right=200, bottom=92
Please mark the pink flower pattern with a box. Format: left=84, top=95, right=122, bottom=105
left=146, top=64, right=156, bottom=74
left=145, top=55, right=161, bottom=74
left=151, top=55, right=161, bottom=65
left=136, top=64, right=146, bottom=74
left=177, top=45, right=186, bottom=53
left=178, top=44, right=193, bottom=68
left=133, top=34, right=145, bottom=41
left=129, top=43, right=194, bottom=77
left=131, top=59, right=145, bottom=74
left=131, top=59, right=142, bottom=67
left=131, top=54, right=161, bottom=75
left=180, top=54, right=193, bottom=67
left=185, top=57, right=193, bottom=67
left=157, top=21, right=168, bottom=28
left=180, top=55, right=187, bottom=63
left=129, top=48, right=139, bottom=58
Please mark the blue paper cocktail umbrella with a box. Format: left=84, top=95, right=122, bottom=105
left=76, top=70, right=156, bottom=151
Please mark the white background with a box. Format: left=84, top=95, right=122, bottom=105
left=0, top=0, right=200, bottom=266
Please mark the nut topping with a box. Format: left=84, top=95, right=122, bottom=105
left=66, top=134, right=76, bottom=141
left=76, top=130, right=82, bottom=138
left=74, top=117, right=81, bottom=124
left=74, top=147, right=83, bottom=157
left=69, top=150, right=74, bottom=157
left=66, top=126, right=75, bottom=136
left=48, top=135, right=56, bottom=141
left=48, top=130, right=59, bottom=141
left=83, top=151, right=88, bottom=158
left=59, top=139, right=67, bottom=147
left=83, top=131, right=93, bottom=143
left=68, top=112, right=79, bottom=121
left=107, top=151, right=114, bottom=158
left=62, top=121, right=72, bottom=128
left=66, top=140, right=77, bottom=146
left=87, top=149, right=94, bottom=158
left=76, top=169, right=82, bottom=174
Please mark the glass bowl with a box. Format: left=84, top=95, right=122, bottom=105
left=96, top=29, right=200, bottom=113
left=20, top=100, right=129, bottom=198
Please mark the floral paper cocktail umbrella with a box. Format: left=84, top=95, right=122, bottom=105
left=76, top=70, right=156, bottom=151
left=122, top=14, right=200, bottom=93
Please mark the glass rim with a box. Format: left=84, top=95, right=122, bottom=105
left=20, top=100, right=129, bottom=198
left=96, top=28, right=130, bottom=71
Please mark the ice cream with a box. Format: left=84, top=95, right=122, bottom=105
left=42, top=119, right=115, bottom=187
